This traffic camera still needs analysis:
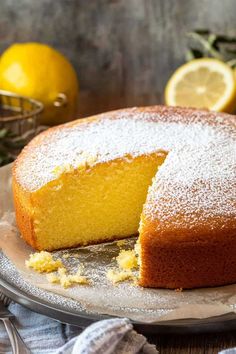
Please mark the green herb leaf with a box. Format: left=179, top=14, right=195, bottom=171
left=187, top=32, right=223, bottom=60
left=0, top=129, right=9, bottom=139
left=185, top=48, right=204, bottom=61
left=186, top=29, right=236, bottom=64
left=194, top=29, right=210, bottom=35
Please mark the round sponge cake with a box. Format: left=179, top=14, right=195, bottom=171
left=13, top=106, right=236, bottom=289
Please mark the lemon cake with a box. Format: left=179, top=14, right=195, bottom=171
left=13, top=106, right=236, bottom=289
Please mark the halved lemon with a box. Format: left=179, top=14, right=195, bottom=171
left=165, top=58, right=236, bottom=113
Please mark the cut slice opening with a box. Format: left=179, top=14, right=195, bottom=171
left=32, top=152, right=167, bottom=250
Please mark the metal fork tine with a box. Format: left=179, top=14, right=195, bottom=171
left=0, top=292, right=30, bottom=353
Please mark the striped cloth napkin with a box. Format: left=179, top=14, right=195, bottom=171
left=0, top=303, right=158, bottom=353
left=0, top=303, right=235, bottom=354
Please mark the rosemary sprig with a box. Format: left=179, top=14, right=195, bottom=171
left=186, top=29, right=236, bottom=68
left=186, top=31, right=223, bottom=60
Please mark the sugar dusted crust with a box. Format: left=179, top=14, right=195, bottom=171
left=13, top=105, right=236, bottom=288
left=14, top=106, right=236, bottom=193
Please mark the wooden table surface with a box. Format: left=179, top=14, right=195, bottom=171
left=148, top=331, right=236, bottom=353
left=2, top=0, right=236, bottom=119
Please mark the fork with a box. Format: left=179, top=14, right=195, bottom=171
left=0, top=292, right=30, bottom=354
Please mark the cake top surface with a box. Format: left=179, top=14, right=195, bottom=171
left=14, top=106, right=236, bottom=225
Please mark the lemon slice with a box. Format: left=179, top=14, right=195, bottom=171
left=165, top=58, right=236, bottom=113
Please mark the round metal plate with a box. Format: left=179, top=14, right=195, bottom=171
left=0, top=274, right=236, bottom=334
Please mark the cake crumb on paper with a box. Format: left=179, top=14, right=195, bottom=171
left=116, top=240, right=126, bottom=247
left=106, top=269, right=135, bottom=284
left=26, top=252, right=90, bottom=288
left=56, top=267, right=89, bottom=288
left=116, top=249, right=138, bottom=270
left=25, top=251, right=63, bottom=273
left=46, top=273, right=60, bottom=284
left=107, top=248, right=138, bottom=284
left=62, top=253, right=70, bottom=259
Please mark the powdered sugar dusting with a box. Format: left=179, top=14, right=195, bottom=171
left=15, top=106, right=236, bottom=224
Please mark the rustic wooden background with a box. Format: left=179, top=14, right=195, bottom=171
left=1, top=1, right=236, bottom=352
left=1, top=0, right=236, bottom=118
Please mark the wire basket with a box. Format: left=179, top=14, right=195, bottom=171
left=0, top=89, right=43, bottom=132
left=0, top=90, right=44, bottom=165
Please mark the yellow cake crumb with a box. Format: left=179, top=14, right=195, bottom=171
left=106, top=269, right=136, bottom=284
left=107, top=248, right=138, bottom=284
left=26, top=252, right=89, bottom=288
left=25, top=251, right=63, bottom=273
left=116, top=240, right=126, bottom=247
left=58, top=266, right=67, bottom=276
left=57, top=267, right=89, bottom=288
left=62, top=253, right=70, bottom=259
left=46, top=267, right=89, bottom=288
left=46, top=273, right=60, bottom=284
left=116, top=250, right=138, bottom=270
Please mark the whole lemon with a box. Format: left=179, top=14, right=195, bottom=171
left=0, top=42, right=79, bottom=125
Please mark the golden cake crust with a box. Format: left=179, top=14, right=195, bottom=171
left=139, top=218, right=236, bottom=289
left=12, top=180, right=37, bottom=248
left=13, top=106, right=236, bottom=288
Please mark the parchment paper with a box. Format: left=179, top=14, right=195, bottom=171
left=0, top=163, right=236, bottom=323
